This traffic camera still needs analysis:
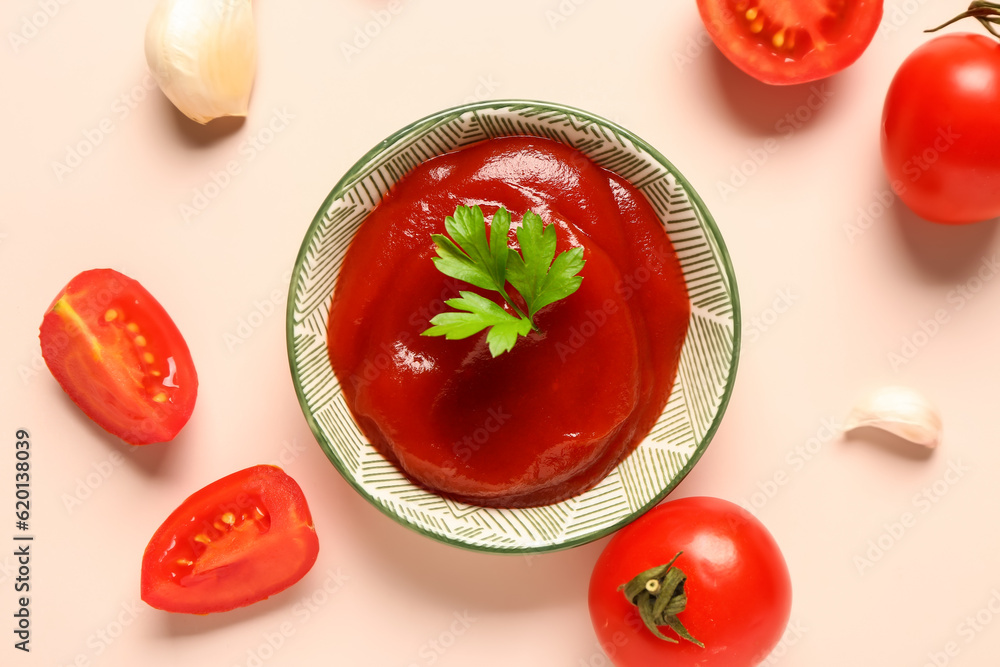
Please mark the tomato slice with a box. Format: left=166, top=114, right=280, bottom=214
left=39, top=269, right=198, bottom=445
left=141, top=465, right=320, bottom=614
left=697, top=0, right=883, bottom=85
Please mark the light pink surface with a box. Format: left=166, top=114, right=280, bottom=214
left=3, top=1, right=999, bottom=666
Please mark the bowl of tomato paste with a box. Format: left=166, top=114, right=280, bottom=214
left=287, top=100, right=740, bottom=553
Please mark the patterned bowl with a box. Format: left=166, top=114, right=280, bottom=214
left=287, top=100, right=739, bottom=553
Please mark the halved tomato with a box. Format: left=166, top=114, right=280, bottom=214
left=141, top=465, right=320, bottom=614
left=39, top=268, right=197, bottom=445
left=697, top=0, right=883, bottom=85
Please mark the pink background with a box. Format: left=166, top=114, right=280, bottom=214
left=3, top=1, right=999, bottom=666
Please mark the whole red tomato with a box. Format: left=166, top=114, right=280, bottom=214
left=589, top=497, right=791, bottom=667
left=882, top=33, right=1000, bottom=224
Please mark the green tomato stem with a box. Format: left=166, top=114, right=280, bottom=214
left=617, top=551, right=704, bottom=647
left=926, top=1, right=1000, bottom=38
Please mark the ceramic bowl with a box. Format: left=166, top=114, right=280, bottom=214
left=287, top=100, right=740, bottom=553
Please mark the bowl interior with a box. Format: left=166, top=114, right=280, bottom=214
left=287, top=100, right=740, bottom=553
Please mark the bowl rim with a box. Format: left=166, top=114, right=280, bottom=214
left=286, top=98, right=741, bottom=553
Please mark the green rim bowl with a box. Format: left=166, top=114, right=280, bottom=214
left=287, top=100, right=740, bottom=553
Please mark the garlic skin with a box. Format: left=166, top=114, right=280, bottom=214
left=144, top=0, right=257, bottom=125
left=844, top=386, right=942, bottom=448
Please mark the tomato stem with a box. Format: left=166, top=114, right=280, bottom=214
left=926, top=1, right=1000, bottom=38
left=617, top=551, right=704, bottom=647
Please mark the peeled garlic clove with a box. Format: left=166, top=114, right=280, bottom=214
left=844, top=386, right=942, bottom=448
left=144, top=0, right=257, bottom=124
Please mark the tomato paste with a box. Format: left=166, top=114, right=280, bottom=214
left=327, top=136, right=689, bottom=507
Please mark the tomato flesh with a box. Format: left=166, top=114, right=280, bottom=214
left=39, top=269, right=198, bottom=445
left=589, top=497, right=792, bottom=667
left=881, top=33, right=1000, bottom=224
left=141, top=465, right=319, bottom=614
left=698, top=0, right=883, bottom=84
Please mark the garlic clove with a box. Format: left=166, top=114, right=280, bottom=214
left=844, top=386, right=942, bottom=448
left=144, top=0, right=257, bottom=125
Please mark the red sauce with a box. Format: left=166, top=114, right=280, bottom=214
left=327, top=136, right=690, bottom=507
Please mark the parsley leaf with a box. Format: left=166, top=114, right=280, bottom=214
left=506, top=211, right=586, bottom=320
left=423, top=291, right=533, bottom=357
left=429, top=205, right=511, bottom=292
left=421, top=205, right=586, bottom=357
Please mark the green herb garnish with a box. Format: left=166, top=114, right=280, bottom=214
left=421, top=205, right=585, bottom=357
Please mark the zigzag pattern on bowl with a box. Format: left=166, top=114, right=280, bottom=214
left=290, top=102, right=737, bottom=552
